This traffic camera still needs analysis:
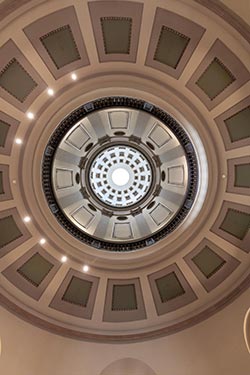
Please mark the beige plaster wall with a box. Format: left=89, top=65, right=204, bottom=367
left=0, top=289, right=250, bottom=375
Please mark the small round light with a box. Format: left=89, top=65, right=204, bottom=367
left=39, top=238, right=46, bottom=245
left=23, top=216, right=31, bottom=223
left=47, top=88, right=54, bottom=96
left=71, top=73, right=77, bottom=81
left=15, top=138, right=22, bottom=144
left=27, top=112, right=34, bottom=119
left=83, top=265, right=89, bottom=272
left=12, top=180, right=16, bottom=184
left=61, top=255, right=67, bottom=263
left=222, top=174, right=227, bottom=179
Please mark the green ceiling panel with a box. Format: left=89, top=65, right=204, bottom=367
left=62, top=276, right=92, bottom=307
left=196, top=58, right=235, bottom=100
left=235, top=164, right=250, bottom=188
left=154, top=26, right=190, bottom=68
left=40, top=25, right=81, bottom=69
left=112, top=284, right=137, bottom=311
left=156, top=272, right=185, bottom=303
left=220, top=208, right=250, bottom=240
left=0, top=215, right=22, bottom=249
left=0, top=120, right=10, bottom=148
left=17, top=252, right=54, bottom=287
left=0, top=58, right=37, bottom=103
left=192, top=246, right=226, bottom=278
left=225, top=106, right=250, bottom=142
left=101, top=17, right=132, bottom=54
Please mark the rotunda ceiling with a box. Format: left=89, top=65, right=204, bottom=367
left=0, top=0, right=249, bottom=342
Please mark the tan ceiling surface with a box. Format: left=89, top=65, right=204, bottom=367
left=0, top=0, right=249, bottom=349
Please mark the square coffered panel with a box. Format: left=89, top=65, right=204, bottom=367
left=211, top=201, right=250, bottom=252
left=101, top=17, right=132, bottom=54
left=103, top=278, right=146, bottom=322
left=145, top=8, right=205, bottom=79
left=3, top=245, right=60, bottom=300
left=88, top=1, right=143, bottom=62
left=0, top=208, right=31, bottom=258
left=0, top=164, right=12, bottom=202
left=215, top=96, right=250, bottom=150
left=0, top=111, right=19, bottom=156
left=0, top=40, right=46, bottom=111
left=227, top=156, right=250, bottom=195
left=148, top=264, right=197, bottom=315
left=24, top=6, right=89, bottom=79
left=186, top=39, right=250, bottom=110
left=184, top=239, right=240, bottom=292
left=50, top=269, right=99, bottom=319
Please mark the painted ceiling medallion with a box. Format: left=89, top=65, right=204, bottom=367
left=42, top=97, right=198, bottom=251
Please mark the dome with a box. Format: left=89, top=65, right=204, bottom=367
left=0, top=0, right=249, bottom=373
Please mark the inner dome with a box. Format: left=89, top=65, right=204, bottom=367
left=89, top=145, right=152, bottom=207
left=43, top=97, right=198, bottom=251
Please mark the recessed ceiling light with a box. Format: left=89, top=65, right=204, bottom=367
left=27, top=112, right=34, bottom=119
left=61, top=255, right=67, bottom=263
left=83, top=265, right=89, bottom=272
left=23, top=216, right=31, bottom=222
left=15, top=138, right=22, bottom=144
left=47, top=88, right=54, bottom=96
left=39, top=238, right=46, bottom=245
left=71, top=73, right=77, bottom=81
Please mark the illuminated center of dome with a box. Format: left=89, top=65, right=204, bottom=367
left=89, top=145, right=152, bottom=208
left=111, top=168, right=130, bottom=186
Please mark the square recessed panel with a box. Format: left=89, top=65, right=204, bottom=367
left=88, top=1, right=143, bottom=63
left=108, top=111, right=129, bottom=129
left=148, top=123, right=171, bottom=148
left=112, top=284, right=137, bottom=311
left=103, top=278, right=146, bottom=322
left=192, top=246, right=226, bottom=279
left=196, top=58, right=235, bottom=100
left=145, top=8, right=205, bottom=79
left=0, top=112, right=19, bottom=155
left=0, top=165, right=12, bottom=202
left=40, top=25, right=81, bottom=69
left=101, top=17, right=132, bottom=54
left=155, top=272, right=185, bottom=303
left=50, top=269, right=99, bottom=319
left=235, top=164, right=250, bottom=188
left=0, top=172, right=3, bottom=194
left=0, top=119, right=10, bottom=148
left=184, top=238, right=240, bottom=292
left=62, top=276, right=92, bottom=307
left=17, top=252, right=54, bottom=287
left=187, top=40, right=250, bottom=110
left=0, top=58, right=37, bottom=103
left=154, top=26, right=190, bottom=69
left=225, top=106, right=250, bottom=142
left=2, top=245, right=61, bottom=300
left=24, top=6, right=89, bottom=80
left=66, top=125, right=90, bottom=150
left=220, top=209, right=250, bottom=240
left=55, top=169, right=73, bottom=189
left=0, top=215, right=22, bottom=249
